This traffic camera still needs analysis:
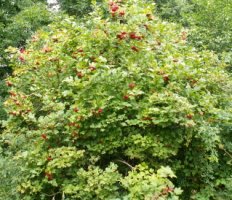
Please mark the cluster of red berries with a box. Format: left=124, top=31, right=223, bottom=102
left=117, top=31, right=142, bottom=52
left=117, top=31, right=127, bottom=40
left=123, top=83, right=136, bottom=100
left=18, top=47, right=29, bottom=62
left=128, top=82, right=136, bottom=89
left=129, top=32, right=142, bottom=40
left=68, top=122, right=81, bottom=128
left=73, top=107, right=79, bottom=112
left=163, top=74, right=169, bottom=83
left=8, top=91, right=31, bottom=116
left=92, top=108, right=103, bottom=116
left=47, top=156, right=52, bottom=161
left=8, top=108, right=31, bottom=116
left=19, top=48, right=25, bottom=62
left=20, top=48, right=25, bottom=54
left=45, top=172, right=53, bottom=181
left=123, top=95, right=130, bottom=100
left=75, top=64, right=97, bottom=79
left=131, top=46, right=139, bottom=52
left=109, top=1, right=125, bottom=17
left=77, top=72, right=84, bottom=78
left=117, top=32, right=142, bottom=41
left=41, top=134, right=47, bottom=140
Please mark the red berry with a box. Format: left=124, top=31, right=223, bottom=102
left=77, top=49, right=83, bottom=53
left=128, top=83, right=136, bottom=89
left=129, top=32, right=142, bottom=40
left=129, top=32, right=137, bottom=39
left=163, top=74, right=169, bottom=82
left=47, top=156, right=52, bottom=161
left=119, top=10, right=125, bottom=16
left=131, top=46, right=139, bottom=52
left=186, top=114, right=193, bottom=119
left=123, top=95, right=129, bottom=100
left=117, top=34, right=123, bottom=40
left=6, top=81, right=13, bottom=87
left=73, top=108, right=79, bottom=112
left=117, top=32, right=127, bottom=40
left=9, top=91, right=16, bottom=96
left=41, top=134, right=47, bottom=140
left=111, top=4, right=119, bottom=12
left=98, top=108, right=103, bottom=114
left=19, top=56, right=25, bottom=62
left=45, top=172, right=53, bottom=181
left=20, top=48, right=25, bottom=53
left=77, top=72, right=84, bottom=78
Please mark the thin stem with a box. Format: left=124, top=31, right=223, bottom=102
left=115, top=159, right=134, bottom=170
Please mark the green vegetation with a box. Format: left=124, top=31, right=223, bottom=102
left=57, top=0, right=101, bottom=16
left=0, top=1, right=52, bottom=199
left=156, top=0, right=232, bottom=70
left=0, top=0, right=232, bottom=199
left=0, top=0, right=51, bottom=123
left=0, top=0, right=51, bottom=67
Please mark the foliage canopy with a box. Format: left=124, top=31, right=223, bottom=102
left=1, top=0, right=232, bottom=199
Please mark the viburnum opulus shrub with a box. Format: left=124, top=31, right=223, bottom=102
left=1, top=0, right=232, bottom=199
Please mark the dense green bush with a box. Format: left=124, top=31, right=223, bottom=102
left=2, top=4, right=51, bottom=51
left=0, top=1, right=51, bottom=128
left=1, top=0, right=232, bottom=199
left=0, top=80, right=8, bottom=122
left=0, top=153, right=22, bottom=200
left=156, top=0, right=232, bottom=70
left=0, top=2, right=51, bottom=66
left=155, top=0, right=192, bottom=24
left=185, top=0, right=232, bottom=53
left=58, top=0, right=103, bottom=16
left=0, top=0, right=44, bottom=24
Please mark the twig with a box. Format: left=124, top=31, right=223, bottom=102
left=115, top=159, right=134, bottom=170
